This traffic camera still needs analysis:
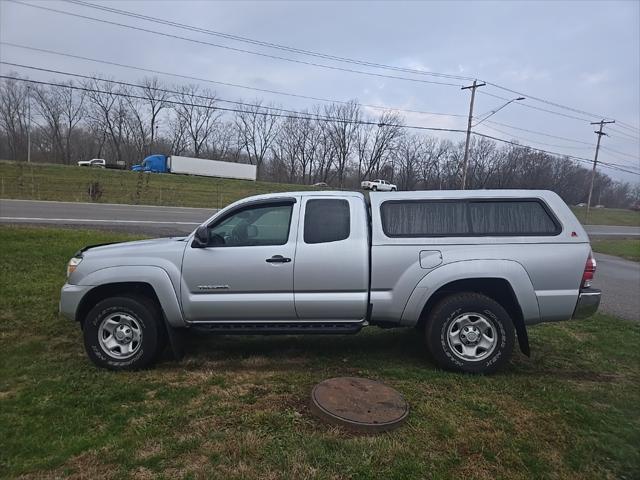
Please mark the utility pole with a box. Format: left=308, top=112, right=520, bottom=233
left=586, top=119, right=615, bottom=221
left=461, top=80, right=485, bottom=189
left=26, top=85, right=31, bottom=163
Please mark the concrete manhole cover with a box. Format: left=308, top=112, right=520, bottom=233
left=310, top=377, right=409, bottom=433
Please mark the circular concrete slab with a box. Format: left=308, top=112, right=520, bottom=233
left=310, top=377, right=409, bottom=433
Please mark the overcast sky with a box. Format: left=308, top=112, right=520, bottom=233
left=1, top=0, right=639, bottom=181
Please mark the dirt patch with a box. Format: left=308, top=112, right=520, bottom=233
left=20, top=451, right=112, bottom=480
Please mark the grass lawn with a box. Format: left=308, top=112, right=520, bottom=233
left=1, top=225, right=639, bottom=479
left=0, top=161, right=314, bottom=209
left=592, top=238, right=640, bottom=262
left=571, top=205, right=640, bottom=227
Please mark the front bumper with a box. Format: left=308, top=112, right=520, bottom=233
left=572, top=288, right=601, bottom=319
left=59, top=283, right=93, bottom=321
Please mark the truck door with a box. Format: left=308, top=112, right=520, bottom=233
left=181, top=198, right=299, bottom=322
left=294, top=196, right=369, bottom=321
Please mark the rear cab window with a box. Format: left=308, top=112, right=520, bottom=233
left=381, top=198, right=560, bottom=237
left=304, top=199, right=350, bottom=244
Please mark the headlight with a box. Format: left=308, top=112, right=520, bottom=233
left=67, top=257, right=83, bottom=278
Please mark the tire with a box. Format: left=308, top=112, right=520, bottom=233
left=83, top=296, right=165, bottom=370
left=425, top=292, right=514, bottom=374
left=391, top=187, right=397, bottom=192
left=372, top=186, right=377, bottom=191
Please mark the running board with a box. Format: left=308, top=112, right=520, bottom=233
left=190, top=321, right=366, bottom=335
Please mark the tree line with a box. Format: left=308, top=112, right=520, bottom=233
left=0, top=74, right=636, bottom=208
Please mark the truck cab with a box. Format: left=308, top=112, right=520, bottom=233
left=131, top=154, right=168, bottom=173
left=60, top=190, right=600, bottom=374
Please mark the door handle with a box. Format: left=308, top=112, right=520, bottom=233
left=266, top=255, right=291, bottom=263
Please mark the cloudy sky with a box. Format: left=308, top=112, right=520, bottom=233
left=1, top=0, right=639, bottom=181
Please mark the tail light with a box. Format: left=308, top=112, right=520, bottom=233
left=582, top=251, right=596, bottom=288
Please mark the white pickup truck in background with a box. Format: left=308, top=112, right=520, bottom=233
left=77, top=158, right=106, bottom=168
left=361, top=179, right=397, bottom=191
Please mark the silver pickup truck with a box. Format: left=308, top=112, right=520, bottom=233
left=60, top=190, right=600, bottom=374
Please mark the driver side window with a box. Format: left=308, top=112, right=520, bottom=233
left=208, top=203, right=293, bottom=247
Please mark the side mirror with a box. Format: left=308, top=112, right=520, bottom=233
left=192, top=225, right=209, bottom=248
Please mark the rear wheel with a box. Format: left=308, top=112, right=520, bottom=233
left=425, top=292, right=514, bottom=374
left=83, top=296, right=165, bottom=370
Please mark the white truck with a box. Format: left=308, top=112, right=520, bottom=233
left=361, top=179, right=397, bottom=191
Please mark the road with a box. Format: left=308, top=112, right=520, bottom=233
left=583, top=225, right=640, bottom=237
left=1, top=199, right=638, bottom=321
left=592, top=254, right=640, bottom=321
left=0, top=199, right=214, bottom=235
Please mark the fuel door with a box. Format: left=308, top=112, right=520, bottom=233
left=419, top=250, right=443, bottom=269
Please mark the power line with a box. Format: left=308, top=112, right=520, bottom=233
left=483, top=80, right=618, bottom=125
left=0, top=61, right=355, bottom=122
left=484, top=120, right=594, bottom=146
left=599, top=148, right=640, bottom=167
left=600, top=145, right=640, bottom=161
left=478, top=91, right=595, bottom=123
left=479, top=124, right=639, bottom=171
left=60, top=0, right=640, bottom=131
left=12, top=0, right=636, bottom=134
left=478, top=124, right=594, bottom=151
left=63, top=0, right=473, bottom=82
left=7, top=0, right=463, bottom=88
left=3, top=74, right=637, bottom=176
left=0, top=74, right=467, bottom=131
left=0, top=42, right=467, bottom=120
left=612, top=121, right=640, bottom=134
left=607, top=127, right=640, bottom=141
left=472, top=130, right=637, bottom=175
left=607, top=132, right=640, bottom=145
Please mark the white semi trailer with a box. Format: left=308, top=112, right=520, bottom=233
left=169, top=156, right=257, bottom=181
left=132, top=154, right=257, bottom=181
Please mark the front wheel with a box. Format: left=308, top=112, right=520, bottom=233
left=372, top=186, right=377, bottom=191
left=83, top=296, right=165, bottom=370
left=425, top=292, right=514, bottom=374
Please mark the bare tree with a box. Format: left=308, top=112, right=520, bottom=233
left=84, top=78, right=129, bottom=164
left=0, top=76, right=29, bottom=160
left=174, top=85, right=221, bottom=158
left=209, top=121, right=240, bottom=161
left=168, top=113, right=189, bottom=156
left=394, top=134, right=425, bottom=190
left=324, top=101, right=361, bottom=187
left=356, top=111, right=404, bottom=180
left=59, top=83, right=85, bottom=164
left=32, top=84, right=64, bottom=162
left=140, top=77, right=171, bottom=153
left=235, top=100, right=280, bottom=174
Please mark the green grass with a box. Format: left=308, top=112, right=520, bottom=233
left=592, top=238, right=640, bottom=262
left=1, top=225, right=640, bottom=479
left=0, top=160, right=314, bottom=209
left=571, top=205, right=640, bottom=226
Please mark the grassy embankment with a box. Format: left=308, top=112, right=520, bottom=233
left=1, top=225, right=639, bottom=479
left=591, top=238, right=640, bottom=262
left=570, top=205, right=640, bottom=227
left=0, top=160, right=314, bottom=209
left=2, top=161, right=640, bottom=226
